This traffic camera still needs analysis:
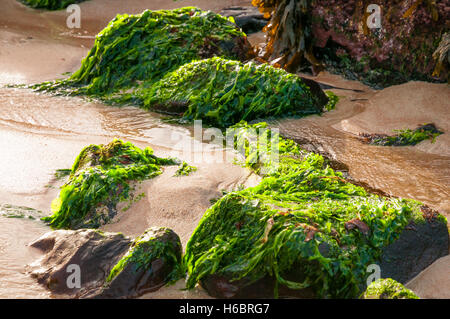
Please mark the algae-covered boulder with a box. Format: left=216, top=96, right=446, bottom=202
left=29, top=227, right=183, bottom=298
left=99, top=227, right=183, bottom=298
left=33, top=7, right=253, bottom=98
left=184, top=122, right=448, bottom=298
left=362, top=278, right=419, bottom=299
left=139, top=57, right=328, bottom=128
left=42, top=139, right=178, bottom=229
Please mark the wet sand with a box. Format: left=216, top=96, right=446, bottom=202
left=0, top=0, right=449, bottom=299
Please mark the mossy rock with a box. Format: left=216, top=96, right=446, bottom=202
left=362, top=278, right=419, bottom=299
left=100, top=227, right=183, bottom=298
left=184, top=122, right=448, bottom=298
left=42, top=139, right=178, bottom=229
left=19, top=0, right=86, bottom=10
left=31, top=7, right=253, bottom=99
left=139, top=57, right=328, bottom=128
left=29, top=227, right=183, bottom=298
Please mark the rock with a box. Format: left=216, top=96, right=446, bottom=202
left=28, top=227, right=183, bottom=298
left=196, top=212, right=448, bottom=299
left=97, top=227, right=183, bottom=298
left=32, top=7, right=255, bottom=102
left=220, top=6, right=268, bottom=34
left=184, top=123, right=449, bottom=299
left=380, top=213, right=449, bottom=284
left=362, top=278, right=419, bottom=299
left=42, top=139, right=178, bottom=229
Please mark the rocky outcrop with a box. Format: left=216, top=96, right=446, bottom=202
left=28, top=227, right=183, bottom=298
left=252, top=0, right=449, bottom=87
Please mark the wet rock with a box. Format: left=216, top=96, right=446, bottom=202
left=379, top=214, right=449, bottom=284
left=220, top=6, right=268, bottom=34
left=198, top=215, right=448, bottom=298
left=253, top=0, right=449, bottom=87
left=28, top=227, right=183, bottom=298
left=96, top=227, right=183, bottom=299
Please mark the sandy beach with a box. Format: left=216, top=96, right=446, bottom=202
left=0, top=0, right=448, bottom=299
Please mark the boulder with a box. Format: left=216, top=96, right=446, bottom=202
left=28, top=227, right=183, bottom=298
left=184, top=122, right=449, bottom=298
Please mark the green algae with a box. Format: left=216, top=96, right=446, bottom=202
left=30, top=7, right=250, bottom=101
left=174, top=162, right=198, bottom=177
left=24, top=7, right=330, bottom=128
left=184, top=121, right=443, bottom=298
left=106, top=227, right=184, bottom=285
left=324, top=91, right=339, bottom=111
left=42, top=139, right=179, bottom=229
left=361, top=124, right=443, bottom=146
left=19, top=0, right=86, bottom=10
left=139, top=57, right=324, bottom=128
left=362, top=278, right=419, bottom=299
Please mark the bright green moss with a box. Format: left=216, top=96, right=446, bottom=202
left=30, top=8, right=249, bottom=100
left=42, top=139, right=179, bottom=229
left=362, top=278, right=419, bottom=299
left=184, top=122, right=432, bottom=298
left=139, top=57, right=324, bottom=127
left=107, top=227, right=184, bottom=284
left=19, top=0, right=86, bottom=10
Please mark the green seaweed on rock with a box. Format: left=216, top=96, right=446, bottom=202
left=362, top=278, right=419, bottom=299
left=139, top=57, right=325, bottom=128
left=42, top=139, right=178, bottom=229
left=184, top=121, right=443, bottom=298
left=106, top=227, right=184, bottom=285
left=19, top=0, right=86, bottom=10
left=30, top=7, right=252, bottom=100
